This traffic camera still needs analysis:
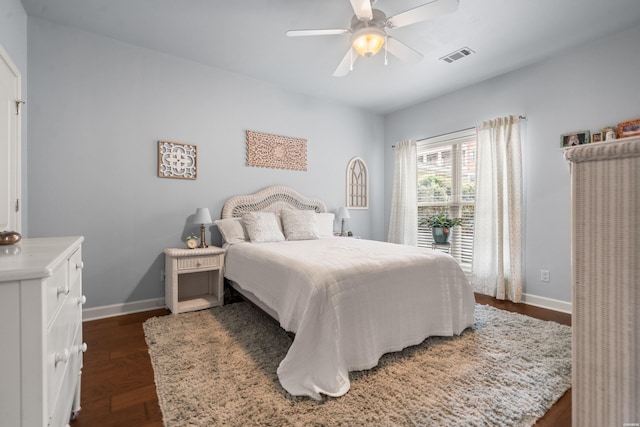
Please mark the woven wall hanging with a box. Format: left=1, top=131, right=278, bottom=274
left=246, top=130, right=307, bottom=171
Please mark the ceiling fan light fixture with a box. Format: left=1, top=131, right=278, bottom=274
left=351, top=27, right=385, bottom=57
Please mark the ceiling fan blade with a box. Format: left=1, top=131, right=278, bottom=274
left=333, top=48, right=357, bottom=77
left=386, top=0, right=459, bottom=29
left=385, top=37, right=423, bottom=64
left=286, top=29, right=350, bottom=37
left=350, top=0, right=373, bottom=21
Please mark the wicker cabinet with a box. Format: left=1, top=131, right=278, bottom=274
left=565, top=136, right=640, bottom=426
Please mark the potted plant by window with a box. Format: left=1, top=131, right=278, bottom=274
left=420, top=214, right=463, bottom=244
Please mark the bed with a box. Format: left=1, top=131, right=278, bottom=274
left=216, top=185, right=475, bottom=400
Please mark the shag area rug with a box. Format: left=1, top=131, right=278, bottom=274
left=143, top=302, right=571, bottom=426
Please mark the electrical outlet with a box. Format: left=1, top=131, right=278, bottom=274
left=540, top=270, right=550, bottom=282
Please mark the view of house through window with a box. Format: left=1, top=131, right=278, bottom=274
left=417, top=129, right=476, bottom=272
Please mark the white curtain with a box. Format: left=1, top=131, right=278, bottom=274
left=472, top=116, right=523, bottom=302
left=388, top=140, right=417, bottom=245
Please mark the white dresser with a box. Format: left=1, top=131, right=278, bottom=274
left=0, top=236, right=86, bottom=427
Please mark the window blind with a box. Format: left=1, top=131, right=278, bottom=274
left=417, top=129, right=476, bottom=271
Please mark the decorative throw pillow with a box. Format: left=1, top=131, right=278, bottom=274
left=214, top=218, right=248, bottom=246
left=316, top=212, right=335, bottom=238
left=281, top=209, right=321, bottom=241
left=241, top=212, right=285, bottom=243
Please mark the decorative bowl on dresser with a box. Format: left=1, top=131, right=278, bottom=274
left=0, top=230, right=22, bottom=245
left=0, top=236, right=87, bottom=427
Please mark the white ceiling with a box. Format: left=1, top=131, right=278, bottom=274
left=20, top=0, right=640, bottom=114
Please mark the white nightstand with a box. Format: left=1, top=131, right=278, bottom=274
left=164, top=246, right=225, bottom=314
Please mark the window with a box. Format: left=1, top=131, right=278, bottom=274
left=417, top=129, right=476, bottom=272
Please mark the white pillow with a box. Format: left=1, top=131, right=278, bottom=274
left=316, top=213, right=335, bottom=238
left=281, top=209, right=321, bottom=241
left=242, top=212, right=285, bottom=243
left=214, top=218, right=247, bottom=246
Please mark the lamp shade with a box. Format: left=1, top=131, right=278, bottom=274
left=193, top=207, right=212, bottom=224
left=336, top=206, right=351, bottom=220
left=351, top=27, right=385, bottom=57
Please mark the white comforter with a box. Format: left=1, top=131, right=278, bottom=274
left=224, top=238, right=475, bottom=399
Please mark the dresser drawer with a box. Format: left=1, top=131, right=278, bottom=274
left=68, top=247, right=85, bottom=325
left=46, top=270, right=83, bottom=421
left=45, top=260, right=69, bottom=327
left=177, top=255, right=220, bottom=270
left=47, top=313, right=78, bottom=419
left=68, top=247, right=83, bottom=290
left=48, top=327, right=82, bottom=427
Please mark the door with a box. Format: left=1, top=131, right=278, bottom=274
left=0, top=43, right=21, bottom=233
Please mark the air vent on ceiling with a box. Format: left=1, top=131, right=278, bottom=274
left=440, top=47, right=475, bottom=63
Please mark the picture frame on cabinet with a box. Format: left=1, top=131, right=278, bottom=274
left=561, top=130, right=590, bottom=148
left=591, top=132, right=602, bottom=143
left=602, top=127, right=617, bottom=141
left=617, top=119, right=640, bottom=138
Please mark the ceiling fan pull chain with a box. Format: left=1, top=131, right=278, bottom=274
left=384, top=35, right=388, bottom=65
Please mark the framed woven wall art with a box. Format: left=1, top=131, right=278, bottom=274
left=246, top=130, right=307, bottom=171
left=158, top=140, right=198, bottom=179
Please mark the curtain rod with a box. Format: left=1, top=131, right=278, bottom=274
left=416, top=126, right=475, bottom=143
left=392, top=115, right=527, bottom=147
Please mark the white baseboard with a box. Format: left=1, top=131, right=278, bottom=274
left=82, top=293, right=571, bottom=322
left=522, top=293, right=572, bottom=314
left=83, top=298, right=167, bottom=322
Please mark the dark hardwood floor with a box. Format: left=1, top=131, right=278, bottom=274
left=72, top=308, right=169, bottom=427
left=72, top=295, right=571, bottom=426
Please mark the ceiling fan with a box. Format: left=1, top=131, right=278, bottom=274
left=286, top=0, right=460, bottom=76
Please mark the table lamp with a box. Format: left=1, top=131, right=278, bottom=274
left=193, top=207, right=212, bottom=248
left=336, top=206, right=351, bottom=236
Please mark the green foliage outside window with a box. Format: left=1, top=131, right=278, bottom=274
left=418, top=176, right=475, bottom=203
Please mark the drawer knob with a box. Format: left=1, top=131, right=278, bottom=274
left=57, top=285, right=70, bottom=296
left=78, top=295, right=87, bottom=305
left=76, top=342, right=88, bottom=354
left=55, top=349, right=70, bottom=366
left=76, top=261, right=84, bottom=270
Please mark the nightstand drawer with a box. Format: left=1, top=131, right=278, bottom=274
left=177, top=255, right=220, bottom=270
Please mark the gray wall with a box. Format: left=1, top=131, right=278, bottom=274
left=384, top=24, right=640, bottom=304
left=27, top=18, right=385, bottom=309
left=22, top=11, right=640, bottom=310
left=0, top=0, right=28, bottom=235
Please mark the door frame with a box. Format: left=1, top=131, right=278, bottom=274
left=0, top=42, right=22, bottom=233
